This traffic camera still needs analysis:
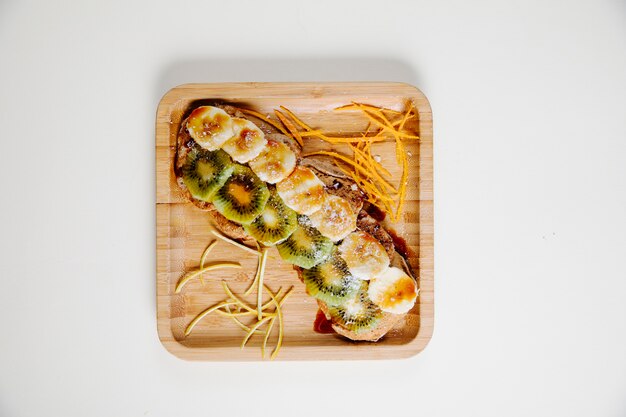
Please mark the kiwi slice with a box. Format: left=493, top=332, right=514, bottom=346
left=182, top=148, right=234, bottom=202
left=327, top=281, right=383, bottom=334
left=277, top=216, right=333, bottom=268
left=243, top=189, right=297, bottom=246
left=212, top=164, right=270, bottom=225
left=301, top=248, right=360, bottom=306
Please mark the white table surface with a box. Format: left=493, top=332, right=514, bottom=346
left=1, top=1, right=625, bottom=416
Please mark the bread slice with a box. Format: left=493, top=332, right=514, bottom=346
left=318, top=299, right=404, bottom=342
left=174, top=106, right=301, bottom=240
left=301, top=156, right=365, bottom=214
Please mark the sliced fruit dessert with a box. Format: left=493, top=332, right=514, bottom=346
left=276, top=215, right=333, bottom=268
left=301, top=248, right=360, bottom=306
left=174, top=104, right=420, bottom=344
left=243, top=188, right=297, bottom=246
left=212, top=164, right=270, bottom=225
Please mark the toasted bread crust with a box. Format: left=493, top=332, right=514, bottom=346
left=302, top=156, right=365, bottom=215
left=318, top=300, right=404, bottom=342
left=356, top=210, right=395, bottom=258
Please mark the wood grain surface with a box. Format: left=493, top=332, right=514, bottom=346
left=156, top=82, right=433, bottom=361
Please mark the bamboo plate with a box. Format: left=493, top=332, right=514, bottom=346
left=156, top=82, right=433, bottom=361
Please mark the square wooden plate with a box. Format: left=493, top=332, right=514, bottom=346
left=156, top=82, right=433, bottom=361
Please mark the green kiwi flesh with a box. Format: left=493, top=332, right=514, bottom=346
left=301, top=248, right=359, bottom=305
left=243, top=189, right=297, bottom=245
left=212, top=164, right=270, bottom=225
left=182, top=147, right=234, bottom=202
left=276, top=216, right=333, bottom=268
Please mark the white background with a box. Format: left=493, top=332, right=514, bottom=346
left=1, top=0, right=625, bottom=416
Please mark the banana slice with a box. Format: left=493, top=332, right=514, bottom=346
left=276, top=166, right=326, bottom=215
left=221, top=118, right=268, bottom=163
left=186, top=106, right=234, bottom=151
left=249, top=139, right=297, bottom=184
left=309, top=195, right=357, bottom=241
left=367, top=267, right=418, bottom=314
left=338, top=231, right=390, bottom=280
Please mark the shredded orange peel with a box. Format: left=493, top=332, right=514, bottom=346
left=271, top=100, right=419, bottom=221
left=274, top=110, right=304, bottom=147
left=238, top=108, right=291, bottom=137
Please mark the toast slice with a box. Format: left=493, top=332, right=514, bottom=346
left=174, top=106, right=301, bottom=240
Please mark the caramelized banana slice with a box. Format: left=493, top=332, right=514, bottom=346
left=249, top=139, right=297, bottom=184
left=338, top=231, right=390, bottom=280
left=276, top=166, right=326, bottom=215
left=309, top=195, right=357, bottom=242
left=221, top=118, right=268, bottom=163
left=367, top=267, right=418, bottom=314
left=186, top=106, right=234, bottom=151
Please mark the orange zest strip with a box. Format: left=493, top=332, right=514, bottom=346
left=349, top=146, right=395, bottom=192
left=393, top=113, right=416, bottom=128
left=398, top=101, right=415, bottom=131
left=274, top=110, right=304, bottom=147
left=303, top=150, right=397, bottom=193
left=298, top=130, right=325, bottom=137
left=279, top=105, right=386, bottom=144
left=335, top=103, right=404, bottom=115
left=279, top=101, right=417, bottom=221
left=337, top=166, right=395, bottom=216
left=301, top=130, right=379, bottom=139
left=352, top=176, right=394, bottom=205
left=279, top=105, right=314, bottom=131
left=395, top=141, right=409, bottom=222
left=239, top=108, right=291, bottom=137
left=352, top=103, right=419, bottom=139
left=299, top=130, right=386, bottom=143
left=357, top=107, right=420, bottom=140
left=320, top=135, right=386, bottom=144
left=349, top=143, right=392, bottom=178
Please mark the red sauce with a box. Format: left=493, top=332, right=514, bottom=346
left=366, top=204, right=386, bottom=222
left=313, top=309, right=335, bottom=334
left=387, top=229, right=412, bottom=259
